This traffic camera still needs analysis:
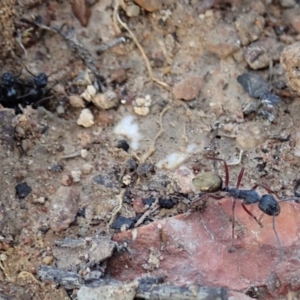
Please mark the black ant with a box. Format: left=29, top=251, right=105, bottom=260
left=192, top=157, right=294, bottom=261
left=17, top=66, right=57, bottom=108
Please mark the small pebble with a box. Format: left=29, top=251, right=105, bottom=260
left=42, top=256, right=54, bottom=265
left=110, top=68, right=128, bottom=84
left=32, top=197, right=46, bottom=204
left=126, top=4, right=140, bottom=17
left=81, top=149, right=88, bottom=158
left=92, top=91, right=118, bottom=110
left=81, top=163, right=92, bottom=174
left=80, top=85, right=97, bottom=102
left=49, top=186, right=79, bottom=232
left=77, top=108, right=94, bottom=128
left=122, top=174, right=132, bottom=185
left=172, top=76, right=204, bottom=100
left=0, top=254, right=7, bottom=261
left=69, top=95, right=86, bottom=108
left=134, top=106, right=150, bottom=116
left=56, top=105, right=65, bottom=115
left=71, top=170, right=82, bottom=183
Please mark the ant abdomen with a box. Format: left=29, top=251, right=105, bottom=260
left=193, top=172, right=223, bottom=193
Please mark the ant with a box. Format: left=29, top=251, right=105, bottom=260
left=17, top=65, right=57, bottom=108
left=192, top=157, right=292, bottom=261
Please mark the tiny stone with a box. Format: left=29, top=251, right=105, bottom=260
left=42, top=256, right=54, bottom=265
left=122, top=174, right=132, bottom=185
left=49, top=186, right=79, bottom=232
left=81, top=149, right=88, bottom=158
left=77, top=108, right=94, bottom=128
left=21, top=139, right=30, bottom=151
left=81, top=163, right=92, bottom=174
left=16, top=182, right=32, bottom=199
left=0, top=254, right=7, bottom=261
left=80, top=85, right=97, bottom=102
left=56, top=105, right=65, bottom=115
left=110, top=68, right=128, bottom=84
left=69, top=95, right=86, bottom=108
left=71, top=170, right=82, bottom=183
left=134, top=106, right=150, bottom=116
left=33, top=197, right=46, bottom=204
left=172, top=76, right=204, bottom=100
left=92, top=91, right=118, bottom=110
left=126, top=4, right=140, bottom=17
left=205, top=9, right=213, bottom=17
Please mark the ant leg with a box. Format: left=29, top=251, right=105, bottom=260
left=207, top=157, right=230, bottom=186
left=191, top=193, right=223, bottom=208
left=272, top=215, right=283, bottom=262
left=236, top=167, right=245, bottom=189
left=252, top=184, right=280, bottom=199
left=229, top=198, right=236, bottom=252
left=241, top=203, right=263, bottom=227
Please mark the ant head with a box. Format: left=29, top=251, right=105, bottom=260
left=259, top=194, right=280, bottom=216
left=34, top=73, right=48, bottom=88
left=2, top=72, right=15, bottom=87
left=193, top=172, right=223, bottom=193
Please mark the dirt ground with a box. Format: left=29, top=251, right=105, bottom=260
left=1, top=0, right=300, bottom=299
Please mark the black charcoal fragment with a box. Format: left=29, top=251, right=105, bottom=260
left=15, top=182, right=32, bottom=199
left=110, top=215, right=134, bottom=230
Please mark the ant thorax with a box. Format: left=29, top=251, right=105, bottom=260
left=226, top=187, right=260, bottom=205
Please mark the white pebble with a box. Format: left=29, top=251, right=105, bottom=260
left=77, top=109, right=94, bottom=128
left=81, top=163, right=92, bottom=174
left=56, top=105, right=65, bottom=115
left=71, top=170, right=82, bottom=182
left=81, top=149, right=88, bottom=158
left=80, top=85, right=97, bottom=102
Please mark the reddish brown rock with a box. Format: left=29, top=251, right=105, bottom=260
left=107, top=197, right=300, bottom=298
left=132, top=197, right=147, bottom=214
left=49, top=186, right=79, bottom=232
left=172, top=76, right=204, bottom=100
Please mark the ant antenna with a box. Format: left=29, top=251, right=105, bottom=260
left=272, top=214, right=283, bottom=262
